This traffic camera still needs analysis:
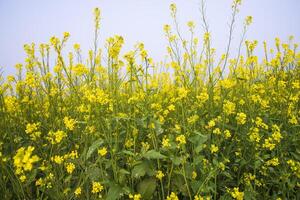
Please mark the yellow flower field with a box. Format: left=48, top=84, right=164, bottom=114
left=0, top=1, right=299, bottom=200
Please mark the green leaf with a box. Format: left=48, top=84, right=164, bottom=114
left=291, top=152, right=300, bottom=160
left=119, top=168, right=130, bottom=175
left=244, top=188, right=255, bottom=200
left=222, top=171, right=233, bottom=179
left=132, top=162, right=148, bottom=178
left=106, top=184, right=124, bottom=200
left=64, top=174, right=72, bottom=183
left=122, top=150, right=135, bottom=157
left=254, top=160, right=262, bottom=168
left=86, top=138, right=103, bottom=160
left=170, top=156, right=182, bottom=166
left=184, top=164, right=193, bottom=179
left=189, top=132, right=208, bottom=153
left=154, top=120, right=163, bottom=136
left=173, top=174, right=186, bottom=194
left=137, top=178, right=156, bottom=199
left=87, top=166, right=102, bottom=181
left=25, top=168, right=37, bottom=186
left=190, top=180, right=202, bottom=193
left=219, top=194, right=232, bottom=200
left=118, top=169, right=130, bottom=184
left=194, top=131, right=208, bottom=143
left=143, top=150, right=166, bottom=160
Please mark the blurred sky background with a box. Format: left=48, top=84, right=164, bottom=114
left=0, top=0, right=299, bottom=75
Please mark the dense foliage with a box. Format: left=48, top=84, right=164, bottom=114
left=0, top=1, right=299, bottom=200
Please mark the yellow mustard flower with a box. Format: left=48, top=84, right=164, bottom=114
left=187, top=115, right=199, bottom=124
left=266, top=157, right=279, bottom=167
left=156, top=170, right=165, bottom=180
left=47, top=130, right=67, bottom=144
left=207, top=119, right=216, bottom=129
left=162, top=137, right=171, bottom=148
left=223, top=100, right=236, bottom=115
left=236, top=112, right=247, bottom=125
left=13, top=146, right=39, bottom=175
left=166, top=192, right=179, bottom=200
left=224, top=130, right=232, bottom=139
left=229, top=187, right=244, bottom=200
left=64, top=117, right=76, bottom=131
left=98, top=147, right=107, bottom=157
left=65, top=162, right=75, bottom=174
left=74, top=187, right=82, bottom=196
left=129, top=193, right=142, bottom=200
left=91, top=181, right=104, bottom=194
left=210, top=144, right=219, bottom=154
left=51, top=155, right=64, bottom=164
left=192, top=171, right=197, bottom=179
left=176, top=134, right=186, bottom=146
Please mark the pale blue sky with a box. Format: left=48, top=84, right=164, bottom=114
left=0, top=0, right=299, bottom=75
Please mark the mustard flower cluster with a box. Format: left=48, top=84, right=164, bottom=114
left=0, top=2, right=299, bottom=200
